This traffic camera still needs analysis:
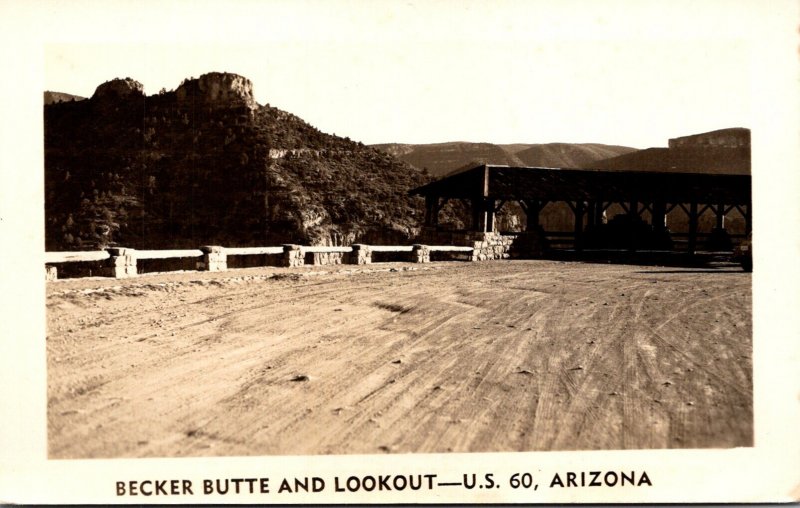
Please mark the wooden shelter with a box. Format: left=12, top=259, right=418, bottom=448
left=410, top=164, right=752, bottom=254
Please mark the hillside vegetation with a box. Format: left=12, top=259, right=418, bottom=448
left=45, top=73, right=427, bottom=251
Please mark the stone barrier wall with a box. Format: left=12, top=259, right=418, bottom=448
left=43, top=242, right=488, bottom=281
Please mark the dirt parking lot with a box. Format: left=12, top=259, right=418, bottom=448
left=46, top=260, right=752, bottom=458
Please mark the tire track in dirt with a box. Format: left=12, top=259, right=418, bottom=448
left=47, top=261, right=753, bottom=458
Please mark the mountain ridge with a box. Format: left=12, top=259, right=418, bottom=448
left=371, top=141, right=638, bottom=176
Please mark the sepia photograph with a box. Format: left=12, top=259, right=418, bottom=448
left=43, top=69, right=753, bottom=458
left=1, top=0, right=799, bottom=504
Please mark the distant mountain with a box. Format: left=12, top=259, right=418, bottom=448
left=516, top=143, right=638, bottom=169
left=582, top=128, right=750, bottom=175
left=44, top=91, right=86, bottom=105
left=45, top=73, right=427, bottom=251
left=372, top=141, right=637, bottom=176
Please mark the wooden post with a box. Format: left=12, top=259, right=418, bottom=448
left=521, top=199, right=541, bottom=231
left=652, top=201, right=666, bottom=232
left=471, top=197, right=495, bottom=233
left=745, top=203, right=752, bottom=234
left=424, top=195, right=439, bottom=227
left=574, top=201, right=585, bottom=252
left=471, top=198, right=483, bottom=232
left=628, top=200, right=639, bottom=218
left=596, top=201, right=606, bottom=226
left=688, top=202, right=698, bottom=254
left=715, top=203, right=725, bottom=230
left=485, top=198, right=495, bottom=233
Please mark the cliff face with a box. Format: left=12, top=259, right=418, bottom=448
left=175, top=72, right=256, bottom=111
left=668, top=127, right=750, bottom=149
left=45, top=72, right=427, bottom=251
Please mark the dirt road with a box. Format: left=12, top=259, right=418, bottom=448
left=46, top=260, right=752, bottom=458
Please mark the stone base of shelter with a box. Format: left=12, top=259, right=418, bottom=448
left=420, top=228, right=546, bottom=260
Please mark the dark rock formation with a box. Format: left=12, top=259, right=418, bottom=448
left=92, top=78, right=145, bottom=100
left=175, top=72, right=256, bottom=111
left=45, top=72, right=427, bottom=251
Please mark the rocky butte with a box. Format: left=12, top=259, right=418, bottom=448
left=44, top=72, right=428, bottom=252
left=175, top=72, right=257, bottom=111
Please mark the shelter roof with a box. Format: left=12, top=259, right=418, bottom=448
left=410, top=164, right=751, bottom=204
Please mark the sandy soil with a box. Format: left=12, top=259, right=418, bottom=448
left=46, top=260, right=752, bottom=458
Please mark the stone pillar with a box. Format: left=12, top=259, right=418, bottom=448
left=199, top=245, right=227, bottom=271
left=282, top=244, right=304, bottom=267
left=102, top=247, right=137, bottom=278
left=45, top=266, right=57, bottom=281
left=349, top=244, right=371, bottom=265
left=410, top=244, right=430, bottom=263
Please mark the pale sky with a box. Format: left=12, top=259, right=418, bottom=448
left=43, top=1, right=756, bottom=148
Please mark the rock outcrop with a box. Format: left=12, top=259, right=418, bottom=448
left=44, top=72, right=427, bottom=251
left=91, top=78, right=145, bottom=100
left=175, top=72, right=256, bottom=110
